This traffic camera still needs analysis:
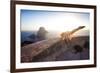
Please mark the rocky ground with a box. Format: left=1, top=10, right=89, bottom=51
left=21, top=36, right=89, bottom=63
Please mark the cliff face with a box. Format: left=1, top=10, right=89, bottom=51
left=21, top=36, right=89, bottom=63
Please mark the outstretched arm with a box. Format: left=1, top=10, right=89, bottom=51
left=60, top=26, right=85, bottom=42
left=71, top=26, right=85, bottom=34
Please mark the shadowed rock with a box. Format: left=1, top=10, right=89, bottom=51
left=21, top=38, right=60, bottom=62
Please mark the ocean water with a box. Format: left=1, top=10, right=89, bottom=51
left=21, top=31, right=59, bottom=43
left=21, top=30, right=89, bottom=43
left=21, top=31, right=37, bottom=43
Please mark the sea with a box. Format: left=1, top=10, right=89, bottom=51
left=21, top=30, right=89, bottom=43
left=21, top=31, right=37, bottom=43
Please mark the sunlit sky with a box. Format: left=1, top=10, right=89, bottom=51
left=21, top=9, right=90, bottom=32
